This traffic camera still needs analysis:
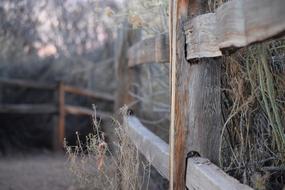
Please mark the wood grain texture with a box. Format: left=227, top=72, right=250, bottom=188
left=170, top=0, right=222, bottom=189
left=168, top=0, right=174, bottom=186
left=125, top=116, right=252, bottom=190
left=185, top=13, right=222, bottom=58
left=215, top=0, right=245, bottom=49
left=128, top=33, right=169, bottom=67
left=186, top=157, right=253, bottom=190
left=124, top=116, right=169, bottom=179
left=187, top=58, right=222, bottom=164
left=184, top=0, right=285, bottom=59
left=169, top=0, right=193, bottom=189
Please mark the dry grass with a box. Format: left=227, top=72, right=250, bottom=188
left=205, top=2, right=285, bottom=189
left=220, top=40, right=285, bottom=190
left=64, top=108, right=151, bottom=190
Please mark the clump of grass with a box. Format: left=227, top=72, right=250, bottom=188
left=64, top=108, right=151, bottom=190
left=220, top=40, right=285, bottom=190
left=208, top=2, right=285, bottom=189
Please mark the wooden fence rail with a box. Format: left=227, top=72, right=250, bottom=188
left=0, top=78, right=56, bottom=90
left=0, top=78, right=113, bottom=150
left=124, top=116, right=169, bottom=179
left=64, top=105, right=110, bottom=119
left=0, top=104, right=57, bottom=114
left=184, top=0, right=285, bottom=60
left=128, top=33, right=169, bottom=67
left=127, top=0, right=285, bottom=66
left=124, top=116, right=253, bottom=190
left=63, top=85, right=114, bottom=102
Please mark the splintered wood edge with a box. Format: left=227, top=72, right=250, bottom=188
left=184, top=0, right=285, bottom=60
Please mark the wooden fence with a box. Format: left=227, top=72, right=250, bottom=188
left=0, top=78, right=114, bottom=150
left=115, top=0, right=285, bottom=189
left=124, top=116, right=252, bottom=190
left=1, top=0, right=284, bottom=188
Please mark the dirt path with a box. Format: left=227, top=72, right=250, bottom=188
left=0, top=153, right=76, bottom=190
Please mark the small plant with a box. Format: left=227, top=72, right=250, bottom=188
left=64, top=107, right=151, bottom=190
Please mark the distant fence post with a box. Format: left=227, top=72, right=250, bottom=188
left=169, top=0, right=222, bottom=189
left=114, top=21, right=141, bottom=190
left=52, top=85, right=58, bottom=150
left=114, top=21, right=141, bottom=113
left=0, top=84, right=2, bottom=104
left=54, top=81, right=65, bottom=151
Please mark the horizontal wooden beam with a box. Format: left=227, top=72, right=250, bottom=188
left=124, top=116, right=169, bottom=179
left=65, top=105, right=111, bottom=120
left=124, top=116, right=253, bottom=190
left=63, top=85, right=114, bottom=102
left=65, top=105, right=93, bottom=115
left=0, top=78, right=114, bottom=102
left=186, top=157, right=252, bottom=190
left=184, top=0, right=285, bottom=59
left=128, top=33, right=169, bottom=67
left=0, top=78, right=56, bottom=90
left=0, top=104, right=57, bottom=114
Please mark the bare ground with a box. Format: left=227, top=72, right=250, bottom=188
left=0, top=153, right=76, bottom=190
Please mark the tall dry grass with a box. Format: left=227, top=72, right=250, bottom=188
left=64, top=108, right=151, bottom=190
left=205, top=2, right=285, bottom=189
left=220, top=40, right=285, bottom=190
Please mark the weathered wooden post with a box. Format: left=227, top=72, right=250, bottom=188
left=114, top=22, right=141, bottom=113
left=52, top=85, right=58, bottom=151
left=169, top=0, right=222, bottom=189
left=54, top=81, right=65, bottom=150
left=114, top=21, right=142, bottom=190
left=0, top=83, right=2, bottom=104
